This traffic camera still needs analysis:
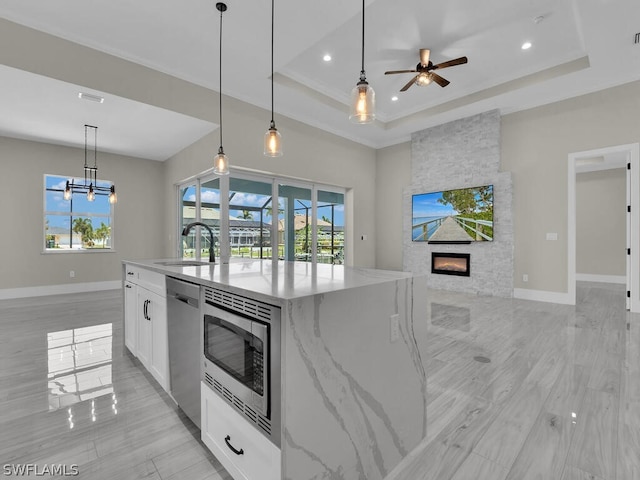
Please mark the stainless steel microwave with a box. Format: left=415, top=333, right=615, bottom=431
left=201, top=287, right=281, bottom=446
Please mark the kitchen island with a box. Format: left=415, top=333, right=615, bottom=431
left=123, top=258, right=428, bottom=480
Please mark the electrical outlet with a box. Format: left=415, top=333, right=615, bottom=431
left=69, top=270, right=75, bottom=278
left=390, top=314, right=400, bottom=343
left=523, top=274, right=528, bottom=282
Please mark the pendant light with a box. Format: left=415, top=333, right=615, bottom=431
left=213, top=2, right=230, bottom=175
left=63, top=124, right=117, bottom=203
left=349, top=0, right=375, bottom=124
left=264, top=0, right=282, bottom=157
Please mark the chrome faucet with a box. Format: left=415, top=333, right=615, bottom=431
left=181, top=222, right=216, bottom=263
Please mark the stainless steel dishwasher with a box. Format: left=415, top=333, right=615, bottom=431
left=166, top=276, right=201, bottom=428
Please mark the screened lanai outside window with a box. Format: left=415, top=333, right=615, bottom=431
left=317, top=190, right=345, bottom=264
left=179, top=179, right=220, bottom=260
left=44, top=175, right=114, bottom=251
left=229, top=178, right=273, bottom=259
left=278, top=183, right=313, bottom=262
left=177, top=172, right=347, bottom=265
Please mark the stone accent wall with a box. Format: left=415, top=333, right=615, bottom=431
left=403, top=110, right=514, bottom=297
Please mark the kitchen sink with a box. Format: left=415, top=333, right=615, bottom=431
left=154, top=260, right=212, bottom=267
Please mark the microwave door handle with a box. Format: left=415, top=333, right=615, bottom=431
left=252, top=322, right=268, bottom=349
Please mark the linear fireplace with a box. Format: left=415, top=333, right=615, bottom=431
left=431, top=252, right=470, bottom=277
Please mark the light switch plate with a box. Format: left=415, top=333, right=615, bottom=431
left=546, top=233, right=558, bottom=241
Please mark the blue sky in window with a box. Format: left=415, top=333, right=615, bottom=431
left=45, top=175, right=112, bottom=229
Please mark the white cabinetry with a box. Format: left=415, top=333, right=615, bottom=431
left=201, top=382, right=281, bottom=480
left=124, top=280, right=137, bottom=354
left=123, top=264, right=169, bottom=392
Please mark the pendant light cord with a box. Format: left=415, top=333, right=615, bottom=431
left=219, top=6, right=224, bottom=149
left=360, top=0, right=365, bottom=79
left=271, top=0, right=275, bottom=125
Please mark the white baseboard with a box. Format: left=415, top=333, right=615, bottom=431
left=575, top=273, right=626, bottom=284
left=0, top=281, right=121, bottom=300
left=513, top=288, right=574, bottom=305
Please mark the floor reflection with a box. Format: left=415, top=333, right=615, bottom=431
left=430, top=302, right=471, bottom=331
left=47, top=323, right=113, bottom=411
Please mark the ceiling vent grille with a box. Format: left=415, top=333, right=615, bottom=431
left=78, top=92, right=104, bottom=103
left=635, top=32, right=640, bottom=44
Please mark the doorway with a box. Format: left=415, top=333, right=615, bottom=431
left=568, top=143, right=640, bottom=311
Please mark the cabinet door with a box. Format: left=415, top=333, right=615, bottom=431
left=124, top=281, right=137, bottom=355
left=136, top=289, right=152, bottom=369
left=148, top=290, right=169, bottom=391
left=201, top=383, right=281, bottom=480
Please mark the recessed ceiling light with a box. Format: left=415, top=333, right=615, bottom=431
left=521, top=41, right=532, bottom=50
left=391, top=96, right=398, bottom=102
left=78, top=92, right=104, bottom=103
left=323, top=54, right=332, bottom=62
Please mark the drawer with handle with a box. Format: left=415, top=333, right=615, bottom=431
left=201, top=382, right=280, bottom=480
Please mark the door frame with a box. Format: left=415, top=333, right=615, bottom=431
left=568, top=143, right=640, bottom=311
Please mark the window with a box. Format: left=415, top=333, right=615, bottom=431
left=177, top=172, right=347, bottom=265
left=44, top=174, right=115, bottom=251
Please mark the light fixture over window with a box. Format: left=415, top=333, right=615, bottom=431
left=264, top=0, right=282, bottom=157
left=64, top=124, right=117, bottom=204
left=213, top=2, right=230, bottom=175
left=349, top=0, right=375, bottom=124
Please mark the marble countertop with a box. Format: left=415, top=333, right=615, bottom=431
left=124, top=258, right=416, bottom=302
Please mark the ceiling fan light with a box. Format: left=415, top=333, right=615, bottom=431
left=416, top=72, right=432, bottom=87
left=349, top=79, right=375, bottom=124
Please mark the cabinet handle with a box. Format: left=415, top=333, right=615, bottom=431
left=146, top=300, right=151, bottom=321
left=127, top=271, right=134, bottom=276
left=125, top=284, right=132, bottom=289
left=224, top=435, right=244, bottom=456
left=143, top=299, right=148, bottom=320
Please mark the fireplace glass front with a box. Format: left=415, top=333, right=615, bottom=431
left=431, top=252, right=470, bottom=277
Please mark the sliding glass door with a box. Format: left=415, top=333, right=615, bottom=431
left=177, top=172, right=346, bottom=265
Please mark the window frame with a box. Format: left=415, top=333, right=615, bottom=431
left=43, top=174, right=116, bottom=254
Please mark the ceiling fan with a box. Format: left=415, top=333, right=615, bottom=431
left=385, top=49, right=468, bottom=92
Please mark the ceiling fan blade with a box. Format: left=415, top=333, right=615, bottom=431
left=419, top=48, right=430, bottom=67
left=432, top=56, right=468, bottom=70
left=400, top=76, right=418, bottom=92
left=430, top=72, right=450, bottom=87
left=385, top=69, right=418, bottom=75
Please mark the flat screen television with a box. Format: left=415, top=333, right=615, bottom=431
left=412, top=185, right=493, bottom=243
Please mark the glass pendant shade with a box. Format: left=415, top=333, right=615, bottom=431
left=264, top=124, right=282, bottom=157
left=213, top=147, right=230, bottom=175
left=349, top=80, right=375, bottom=124
left=109, top=185, right=117, bottom=204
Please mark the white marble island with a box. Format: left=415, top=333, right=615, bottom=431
left=124, top=259, right=429, bottom=480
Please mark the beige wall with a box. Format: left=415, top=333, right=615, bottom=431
left=576, top=168, right=626, bottom=276
left=0, top=136, right=165, bottom=289
left=502, top=80, right=640, bottom=293
left=374, top=143, right=411, bottom=271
